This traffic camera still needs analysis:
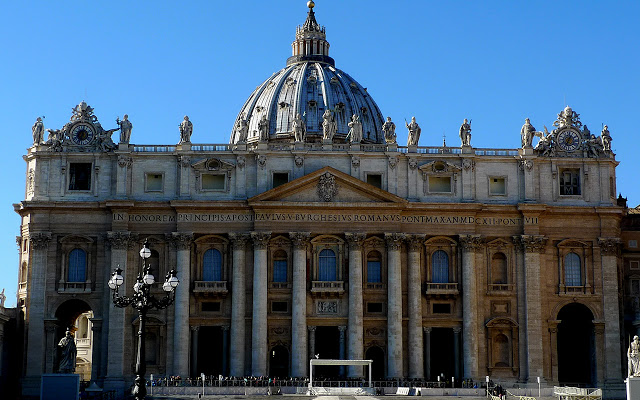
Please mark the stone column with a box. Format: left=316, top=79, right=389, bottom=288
left=172, top=232, right=193, bottom=378
left=24, top=232, right=51, bottom=384
left=407, top=234, right=425, bottom=379
left=453, top=327, right=462, bottom=380
left=229, top=233, right=250, bottom=377
left=423, top=327, right=432, bottom=380
left=459, top=234, right=482, bottom=380
left=290, top=232, right=310, bottom=377
left=339, top=325, right=347, bottom=376
left=518, top=235, right=547, bottom=382
left=116, top=155, right=131, bottom=197
left=104, top=231, right=132, bottom=396
left=598, top=238, right=623, bottom=383
left=308, top=326, right=316, bottom=361
left=191, top=326, right=199, bottom=376
left=222, top=325, right=230, bottom=375
left=89, top=318, right=102, bottom=382
left=385, top=233, right=405, bottom=378
left=251, top=231, right=271, bottom=377
left=345, top=232, right=366, bottom=378
left=512, top=236, right=528, bottom=382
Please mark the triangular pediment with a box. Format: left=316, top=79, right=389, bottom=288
left=248, top=166, right=407, bottom=204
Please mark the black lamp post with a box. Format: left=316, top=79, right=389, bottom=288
left=108, top=240, right=179, bottom=400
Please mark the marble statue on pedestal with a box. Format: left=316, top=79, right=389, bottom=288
left=382, top=117, right=396, bottom=144
left=58, top=329, right=77, bottom=373
left=117, top=114, right=132, bottom=143
left=406, top=116, right=421, bottom=146
left=32, top=117, right=44, bottom=145
left=347, top=114, right=362, bottom=143
left=179, top=116, right=193, bottom=143
left=235, top=114, right=249, bottom=143
left=629, top=336, right=640, bottom=377
left=521, top=118, right=536, bottom=148
left=258, top=115, right=269, bottom=141
left=601, top=125, right=612, bottom=151
left=322, top=109, right=336, bottom=140
left=459, top=118, right=471, bottom=146
left=292, top=113, right=306, bottom=142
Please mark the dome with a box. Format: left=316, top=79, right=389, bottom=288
left=230, top=3, right=385, bottom=145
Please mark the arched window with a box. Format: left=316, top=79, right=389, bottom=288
left=367, top=251, right=382, bottom=283
left=203, top=249, right=222, bottom=281
left=68, top=248, right=87, bottom=282
left=273, top=250, right=288, bottom=282
left=565, top=252, right=582, bottom=286
left=491, top=253, right=508, bottom=284
left=318, top=249, right=337, bottom=281
left=431, top=250, right=449, bottom=283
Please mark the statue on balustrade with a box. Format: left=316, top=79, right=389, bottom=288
left=179, top=116, right=193, bottom=144
left=459, top=118, right=471, bottom=146
left=406, top=116, right=421, bottom=146
left=382, top=116, right=396, bottom=144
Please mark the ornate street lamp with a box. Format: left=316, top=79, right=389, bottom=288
left=108, top=240, right=179, bottom=400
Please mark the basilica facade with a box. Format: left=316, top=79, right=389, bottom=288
left=15, top=2, right=626, bottom=398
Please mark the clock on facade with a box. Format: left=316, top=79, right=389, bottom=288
left=556, top=129, right=581, bottom=152
left=70, top=123, right=96, bottom=145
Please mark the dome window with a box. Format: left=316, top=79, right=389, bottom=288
left=308, top=100, right=317, bottom=108
left=330, top=77, right=339, bottom=85
left=279, top=102, right=289, bottom=109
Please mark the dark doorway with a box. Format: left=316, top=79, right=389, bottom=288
left=198, top=326, right=224, bottom=376
left=314, top=326, right=340, bottom=378
left=558, top=303, right=595, bottom=385
left=269, top=345, right=289, bottom=378
left=430, top=328, right=455, bottom=381
left=55, top=299, right=93, bottom=376
left=365, top=346, right=385, bottom=380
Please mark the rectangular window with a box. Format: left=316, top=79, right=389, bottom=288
left=272, top=172, right=289, bottom=188
left=271, top=301, right=288, bottom=313
left=201, top=174, right=226, bottom=191
left=432, top=303, right=452, bottom=314
left=428, top=176, right=452, bottom=193
left=366, top=174, right=382, bottom=189
left=145, top=173, right=163, bottom=192
left=366, top=302, right=383, bottom=313
left=559, top=169, right=581, bottom=195
left=489, top=177, right=506, bottom=195
left=630, top=260, right=640, bottom=270
left=202, top=302, right=221, bottom=312
left=69, top=163, right=92, bottom=191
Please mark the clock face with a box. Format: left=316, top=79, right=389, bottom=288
left=556, top=129, right=581, bottom=152
left=70, top=123, right=96, bottom=145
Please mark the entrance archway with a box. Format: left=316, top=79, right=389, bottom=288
left=557, top=303, right=595, bottom=385
left=269, top=345, right=289, bottom=378
left=365, top=346, right=385, bottom=380
left=314, top=326, right=340, bottom=378
left=430, top=328, right=455, bottom=381
left=198, top=326, right=224, bottom=376
left=54, top=299, right=93, bottom=378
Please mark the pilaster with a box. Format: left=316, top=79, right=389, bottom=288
left=251, top=231, right=271, bottom=376
left=598, top=238, right=623, bottom=383
left=171, top=231, right=193, bottom=377
left=407, top=234, right=425, bottom=378
left=459, top=234, right=482, bottom=380
left=229, top=233, right=250, bottom=376
left=385, top=232, right=405, bottom=378
left=290, top=232, right=310, bottom=377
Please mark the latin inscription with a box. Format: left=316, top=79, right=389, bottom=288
left=114, top=212, right=538, bottom=226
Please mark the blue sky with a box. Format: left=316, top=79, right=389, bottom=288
left=1, top=1, right=638, bottom=306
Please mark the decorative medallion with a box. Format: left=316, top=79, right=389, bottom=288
left=317, top=172, right=338, bottom=202
left=317, top=301, right=338, bottom=314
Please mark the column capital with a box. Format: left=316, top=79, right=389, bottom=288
left=190, top=325, right=200, bottom=332
left=117, top=155, right=132, bottom=168
left=289, top=232, right=311, bottom=248
left=222, top=325, right=230, bottom=331
left=29, top=232, right=52, bottom=250
left=598, top=237, right=621, bottom=256
left=384, top=233, right=405, bottom=250
left=170, top=231, right=194, bottom=251
left=423, top=327, right=432, bottom=334
left=229, top=233, right=251, bottom=249
left=407, top=234, right=426, bottom=251
left=106, top=231, right=137, bottom=250
left=89, top=318, right=103, bottom=331
left=452, top=327, right=462, bottom=334
left=251, top=231, right=272, bottom=249
left=338, top=325, right=347, bottom=332
left=308, top=326, right=316, bottom=333
left=515, top=235, right=547, bottom=253
left=345, top=232, right=367, bottom=249
left=459, top=234, right=482, bottom=252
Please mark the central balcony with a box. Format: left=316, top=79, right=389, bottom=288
left=193, top=281, right=228, bottom=297
left=311, top=281, right=345, bottom=296
left=424, top=282, right=459, bottom=297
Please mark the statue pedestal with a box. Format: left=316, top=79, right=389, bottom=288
left=461, top=145, right=473, bottom=154
left=350, top=143, right=361, bottom=151
left=256, top=142, right=268, bottom=150
left=386, top=143, right=398, bottom=152
left=177, top=143, right=192, bottom=151
left=233, top=143, right=247, bottom=151
left=519, top=147, right=533, bottom=156
left=627, top=377, right=640, bottom=399
left=117, top=143, right=131, bottom=151
left=294, top=141, right=305, bottom=151
left=407, top=145, right=417, bottom=153
left=41, top=374, right=80, bottom=400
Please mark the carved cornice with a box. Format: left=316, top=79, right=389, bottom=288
left=229, top=233, right=250, bottom=249
left=345, top=232, right=367, bottom=249
left=178, top=155, right=191, bottom=168
left=516, top=235, right=547, bottom=253
left=598, top=237, right=621, bottom=256
left=388, top=156, right=398, bottom=170
left=289, top=232, right=311, bottom=248
left=251, top=231, right=272, bottom=249
left=29, top=232, right=52, bottom=250
left=106, top=231, right=135, bottom=250
left=406, top=234, right=426, bottom=251
left=171, top=232, right=194, bottom=250
left=459, top=234, right=483, bottom=252
left=384, top=233, right=405, bottom=250
left=117, top=155, right=132, bottom=168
